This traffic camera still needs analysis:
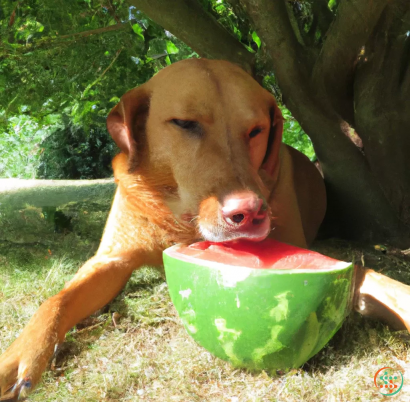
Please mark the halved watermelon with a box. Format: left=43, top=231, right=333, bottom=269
left=163, top=238, right=353, bottom=371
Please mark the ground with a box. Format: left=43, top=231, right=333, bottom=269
left=0, top=202, right=409, bottom=401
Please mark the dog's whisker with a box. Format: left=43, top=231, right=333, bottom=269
left=189, top=216, right=199, bottom=224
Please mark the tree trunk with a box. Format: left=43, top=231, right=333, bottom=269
left=239, top=0, right=410, bottom=247
left=354, top=4, right=410, bottom=227
left=0, top=179, right=115, bottom=210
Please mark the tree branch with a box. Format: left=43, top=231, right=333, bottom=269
left=56, top=22, right=130, bottom=40
left=129, top=0, right=255, bottom=74
left=239, top=0, right=311, bottom=101
left=312, top=0, right=389, bottom=124
left=284, top=1, right=306, bottom=46
left=0, top=22, right=130, bottom=58
left=82, top=48, right=123, bottom=99
left=106, top=0, right=122, bottom=24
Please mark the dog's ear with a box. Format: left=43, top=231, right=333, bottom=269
left=262, top=96, right=284, bottom=180
left=107, top=86, right=150, bottom=168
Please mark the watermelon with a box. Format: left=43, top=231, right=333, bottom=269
left=163, top=239, right=353, bottom=371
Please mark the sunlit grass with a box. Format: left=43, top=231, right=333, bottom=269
left=1, top=204, right=409, bottom=401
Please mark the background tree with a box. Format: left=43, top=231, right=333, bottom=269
left=1, top=0, right=409, bottom=246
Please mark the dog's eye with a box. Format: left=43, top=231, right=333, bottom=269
left=171, top=119, right=203, bottom=136
left=172, top=119, right=198, bottom=130
left=249, top=128, right=262, bottom=138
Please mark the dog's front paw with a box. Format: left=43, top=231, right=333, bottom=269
left=0, top=369, right=33, bottom=402
left=0, top=343, right=37, bottom=401
left=0, top=300, right=62, bottom=400
left=0, top=333, right=58, bottom=401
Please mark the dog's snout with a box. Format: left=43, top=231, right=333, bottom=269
left=222, top=193, right=267, bottom=227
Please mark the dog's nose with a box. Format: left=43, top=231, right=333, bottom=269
left=222, top=193, right=267, bottom=227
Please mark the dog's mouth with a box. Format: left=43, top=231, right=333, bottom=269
left=165, top=190, right=271, bottom=243
left=198, top=213, right=271, bottom=243
left=179, top=214, right=271, bottom=242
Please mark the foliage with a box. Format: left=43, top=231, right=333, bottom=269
left=0, top=0, right=195, bottom=130
left=0, top=113, right=62, bottom=178
left=0, top=0, right=314, bottom=180
left=37, top=117, right=117, bottom=179
left=0, top=0, right=196, bottom=178
left=281, top=107, right=315, bottom=161
left=201, top=0, right=260, bottom=52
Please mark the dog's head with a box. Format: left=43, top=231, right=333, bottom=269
left=107, top=59, right=283, bottom=243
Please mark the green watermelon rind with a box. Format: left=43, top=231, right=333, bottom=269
left=163, top=244, right=354, bottom=371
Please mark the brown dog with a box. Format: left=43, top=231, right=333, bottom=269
left=0, top=59, right=409, bottom=400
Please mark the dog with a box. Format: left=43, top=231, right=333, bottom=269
left=0, top=59, right=409, bottom=400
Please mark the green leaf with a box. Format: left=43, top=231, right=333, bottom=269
left=147, top=39, right=167, bottom=58
left=132, top=24, right=145, bottom=41
left=166, top=41, right=179, bottom=55
left=252, top=31, right=261, bottom=49
left=328, top=0, right=337, bottom=10
left=243, top=44, right=255, bottom=54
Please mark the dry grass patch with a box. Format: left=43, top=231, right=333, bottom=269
left=1, top=204, right=410, bottom=401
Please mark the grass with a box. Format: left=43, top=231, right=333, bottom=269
left=1, top=203, right=410, bottom=401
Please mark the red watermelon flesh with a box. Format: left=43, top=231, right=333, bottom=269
left=177, top=238, right=343, bottom=271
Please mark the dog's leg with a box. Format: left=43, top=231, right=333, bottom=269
left=354, top=266, right=410, bottom=331
left=0, top=250, right=156, bottom=400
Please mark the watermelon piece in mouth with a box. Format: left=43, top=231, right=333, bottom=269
left=163, top=238, right=354, bottom=371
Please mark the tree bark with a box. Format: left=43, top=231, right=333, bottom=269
left=0, top=179, right=115, bottom=210
left=354, top=2, right=410, bottom=227
left=239, top=0, right=409, bottom=246
left=312, top=0, right=389, bottom=124
left=129, top=0, right=255, bottom=74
